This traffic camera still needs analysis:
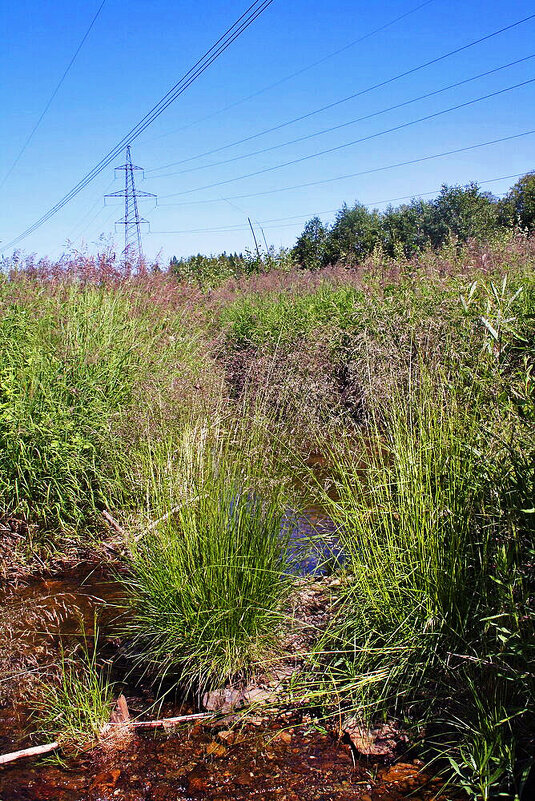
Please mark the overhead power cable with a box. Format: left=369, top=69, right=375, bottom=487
left=148, top=172, right=529, bottom=235
left=152, top=54, right=535, bottom=179
left=0, top=0, right=107, bottom=190
left=141, top=0, right=436, bottom=146
left=65, top=177, right=115, bottom=242
left=160, top=78, right=535, bottom=198
left=148, top=10, right=535, bottom=174
left=3, top=0, right=275, bottom=251
left=158, top=130, right=535, bottom=206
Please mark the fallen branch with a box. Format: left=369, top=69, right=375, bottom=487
left=106, top=712, right=213, bottom=729
left=0, top=712, right=213, bottom=764
left=0, top=741, right=59, bottom=766
left=144, top=504, right=184, bottom=534
left=140, top=494, right=208, bottom=540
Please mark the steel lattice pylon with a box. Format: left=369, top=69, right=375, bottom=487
left=105, top=145, right=155, bottom=265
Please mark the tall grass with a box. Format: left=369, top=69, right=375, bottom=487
left=121, top=416, right=293, bottom=693
left=310, top=368, right=534, bottom=799
left=0, top=280, right=213, bottom=535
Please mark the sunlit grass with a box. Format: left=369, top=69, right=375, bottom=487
left=307, top=366, right=534, bottom=800
left=33, top=637, right=113, bottom=752
left=121, top=416, right=293, bottom=693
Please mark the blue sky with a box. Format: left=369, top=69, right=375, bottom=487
left=1, top=0, right=534, bottom=261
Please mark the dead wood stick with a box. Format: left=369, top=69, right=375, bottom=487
left=0, top=741, right=59, bottom=765
left=102, top=509, right=128, bottom=550
left=102, top=510, right=127, bottom=536
left=145, top=504, right=184, bottom=533
left=107, top=712, right=213, bottom=729
left=139, top=494, right=209, bottom=540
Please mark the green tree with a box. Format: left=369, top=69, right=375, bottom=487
left=325, top=202, right=383, bottom=265
left=499, top=172, right=535, bottom=232
left=381, top=199, right=434, bottom=257
left=427, top=183, right=499, bottom=247
left=293, top=216, right=329, bottom=270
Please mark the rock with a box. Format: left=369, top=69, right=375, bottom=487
left=342, top=719, right=408, bottom=758
left=89, top=769, right=121, bottom=795
left=378, top=762, right=419, bottom=783
left=272, top=730, right=292, bottom=744
left=217, top=729, right=235, bottom=744
left=247, top=715, right=266, bottom=726
left=202, top=687, right=244, bottom=712
left=242, top=687, right=275, bottom=706
left=202, top=683, right=277, bottom=712
left=205, top=741, right=227, bottom=758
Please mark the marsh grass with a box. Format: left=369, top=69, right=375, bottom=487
left=306, top=366, right=534, bottom=799
left=0, top=280, right=214, bottom=537
left=121, top=416, right=293, bottom=693
left=33, top=636, right=113, bottom=752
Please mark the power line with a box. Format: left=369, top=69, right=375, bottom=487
left=140, top=0, right=436, bottom=147
left=3, top=0, right=275, bottom=251
left=79, top=203, right=116, bottom=242
left=158, top=130, right=535, bottom=205
left=151, top=54, right=535, bottom=179
left=147, top=11, right=535, bottom=174
left=0, top=0, right=107, bottom=190
left=160, top=78, right=535, bottom=198
left=5, top=0, right=274, bottom=248
left=148, top=172, right=529, bottom=235
left=65, top=177, right=115, bottom=241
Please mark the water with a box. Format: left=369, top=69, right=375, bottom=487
left=0, top=711, right=445, bottom=801
left=285, top=508, right=344, bottom=575
left=0, top=542, right=448, bottom=801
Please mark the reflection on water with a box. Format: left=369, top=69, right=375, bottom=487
left=284, top=509, right=344, bottom=575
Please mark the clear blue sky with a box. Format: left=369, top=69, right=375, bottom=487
left=1, top=0, right=534, bottom=261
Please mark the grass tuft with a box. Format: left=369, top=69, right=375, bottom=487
left=33, top=637, right=113, bottom=752
left=121, top=418, right=293, bottom=693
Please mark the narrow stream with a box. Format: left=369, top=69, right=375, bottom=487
left=0, top=512, right=448, bottom=801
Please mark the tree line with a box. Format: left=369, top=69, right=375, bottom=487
left=168, top=172, right=534, bottom=283
left=292, top=172, right=535, bottom=269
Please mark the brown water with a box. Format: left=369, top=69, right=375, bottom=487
left=0, top=713, right=451, bottom=801
left=0, top=568, right=128, bottom=755
left=0, top=527, right=451, bottom=801
left=0, top=567, right=455, bottom=801
left=0, top=569, right=127, bottom=639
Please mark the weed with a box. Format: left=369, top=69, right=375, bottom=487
left=33, top=636, right=113, bottom=752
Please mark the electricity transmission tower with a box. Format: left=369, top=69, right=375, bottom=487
left=105, top=145, right=155, bottom=264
